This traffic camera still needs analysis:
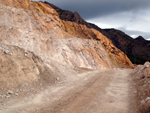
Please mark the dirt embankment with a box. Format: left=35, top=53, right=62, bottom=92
left=131, top=62, right=150, bottom=113
left=0, top=43, right=80, bottom=100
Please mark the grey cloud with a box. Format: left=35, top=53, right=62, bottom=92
left=34, top=0, right=150, bottom=20
left=119, top=27, right=150, bottom=40
left=32, top=0, right=150, bottom=39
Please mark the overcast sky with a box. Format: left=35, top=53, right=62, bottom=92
left=33, top=0, right=150, bottom=40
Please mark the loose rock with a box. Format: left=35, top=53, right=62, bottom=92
left=7, top=90, right=13, bottom=95
left=56, top=77, right=60, bottom=81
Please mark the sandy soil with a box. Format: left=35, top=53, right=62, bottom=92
left=0, top=69, right=138, bottom=113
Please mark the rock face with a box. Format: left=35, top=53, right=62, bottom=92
left=0, top=1, right=133, bottom=69
left=0, top=3, right=109, bottom=69
left=45, top=1, right=134, bottom=68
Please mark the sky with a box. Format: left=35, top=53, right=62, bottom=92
left=32, top=0, right=150, bottom=40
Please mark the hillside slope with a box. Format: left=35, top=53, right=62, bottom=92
left=0, top=0, right=133, bottom=69
left=0, top=43, right=66, bottom=89
left=45, top=1, right=150, bottom=65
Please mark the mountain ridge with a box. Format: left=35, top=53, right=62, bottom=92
left=99, top=29, right=150, bottom=64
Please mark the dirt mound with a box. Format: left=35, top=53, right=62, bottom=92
left=0, top=43, right=79, bottom=99
left=132, top=62, right=150, bottom=112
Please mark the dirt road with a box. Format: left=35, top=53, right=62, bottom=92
left=0, top=69, right=138, bottom=113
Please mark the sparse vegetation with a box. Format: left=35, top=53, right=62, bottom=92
left=127, top=53, right=147, bottom=64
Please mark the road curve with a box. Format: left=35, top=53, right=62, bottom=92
left=0, top=69, right=138, bottom=113
left=49, top=69, right=138, bottom=113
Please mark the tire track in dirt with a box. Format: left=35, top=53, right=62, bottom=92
left=0, top=69, right=138, bottom=113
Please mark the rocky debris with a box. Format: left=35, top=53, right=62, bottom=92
left=0, top=43, right=80, bottom=96
left=0, top=44, right=42, bottom=88
left=132, top=62, right=150, bottom=112
left=140, top=97, right=150, bottom=112
left=56, top=77, right=60, bottom=81
left=15, top=93, right=18, bottom=96
left=145, top=97, right=150, bottom=103
left=4, top=49, right=12, bottom=55
left=141, top=100, right=145, bottom=106
left=144, top=62, right=150, bottom=68
left=0, top=89, right=20, bottom=99
left=0, top=43, right=65, bottom=89
left=141, top=97, right=150, bottom=106
left=7, top=90, right=13, bottom=95
left=0, top=45, right=13, bottom=56
left=24, top=50, right=28, bottom=56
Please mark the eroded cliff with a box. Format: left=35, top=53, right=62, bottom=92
left=0, top=1, right=133, bottom=70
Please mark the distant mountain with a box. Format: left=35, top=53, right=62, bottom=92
left=45, top=1, right=150, bottom=64
left=135, top=36, right=145, bottom=41
left=99, top=29, right=150, bottom=64
left=44, top=1, right=92, bottom=28
left=135, top=36, right=150, bottom=47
